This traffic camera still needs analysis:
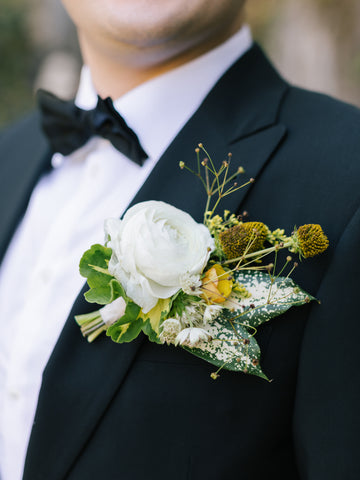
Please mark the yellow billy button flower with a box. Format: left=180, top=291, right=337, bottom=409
left=201, top=264, right=233, bottom=304
left=293, top=224, right=329, bottom=258
left=219, top=222, right=269, bottom=260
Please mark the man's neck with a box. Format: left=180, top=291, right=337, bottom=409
left=78, top=17, right=245, bottom=99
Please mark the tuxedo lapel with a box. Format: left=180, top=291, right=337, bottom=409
left=23, top=285, right=145, bottom=480
left=23, top=45, right=288, bottom=480
left=0, top=112, right=52, bottom=264
left=129, top=44, right=288, bottom=220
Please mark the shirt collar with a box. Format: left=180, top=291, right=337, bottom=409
left=75, top=25, right=252, bottom=160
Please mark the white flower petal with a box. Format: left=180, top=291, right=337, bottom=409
left=203, top=304, right=223, bottom=323
left=175, top=327, right=211, bottom=347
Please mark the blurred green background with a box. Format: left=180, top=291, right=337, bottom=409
left=1, top=0, right=360, bottom=128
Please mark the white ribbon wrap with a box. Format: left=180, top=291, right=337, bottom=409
left=99, top=296, right=127, bottom=326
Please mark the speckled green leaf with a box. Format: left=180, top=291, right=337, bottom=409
left=227, top=270, right=316, bottom=329
left=182, top=269, right=316, bottom=379
left=182, top=317, right=268, bottom=380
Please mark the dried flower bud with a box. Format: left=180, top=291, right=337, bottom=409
left=219, top=222, right=269, bottom=260
left=237, top=166, right=245, bottom=174
left=179, top=161, right=185, bottom=169
left=201, top=158, right=208, bottom=166
left=294, top=224, right=329, bottom=258
left=210, top=372, right=219, bottom=380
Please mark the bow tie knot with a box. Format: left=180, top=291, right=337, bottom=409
left=37, top=89, right=148, bottom=165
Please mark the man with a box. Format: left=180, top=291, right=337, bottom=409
left=0, top=1, right=359, bottom=479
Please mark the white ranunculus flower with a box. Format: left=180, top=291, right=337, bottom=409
left=105, top=201, right=214, bottom=313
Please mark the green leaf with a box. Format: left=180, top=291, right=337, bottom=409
left=142, top=319, right=162, bottom=344
left=84, top=286, right=112, bottom=304
left=83, top=278, right=125, bottom=305
left=106, top=301, right=142, bottom=343
left=228, top=270, right=316, bottom=329
left=79, top=244, right=128, bottom=305
left=181, top=269, right=316, bottom=379
left=79, top=244, right=112, bottom=287
left=107, top=316, right=144, bottom=343
left=182, top=319, right=268, bottom=380
left=170, top=291, right=201, bottom=317
left=140, top=298, right=172, bottom=343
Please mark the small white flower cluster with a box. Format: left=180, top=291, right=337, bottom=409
left=175, top=327, right=211, bottom=347
left=159, top=301, right=223, bottom=348
left=179, top=273, right=203, bottom=296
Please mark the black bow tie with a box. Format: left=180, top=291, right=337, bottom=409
left=37, top=89, right=148, bottom=166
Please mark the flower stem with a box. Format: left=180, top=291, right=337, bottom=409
left=221, top=240, right=293, bottom=266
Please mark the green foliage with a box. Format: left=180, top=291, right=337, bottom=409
left=79, top=244, right=126, bottom=305
left=106, top=302, right=142, bottom=343
left=170, top=291, right=200, bottom=318
left=107, top=316, right=144, bottom=344
left=77, top=246, right=315, bottom=379
left=183, top=269, right=315, bottom=379
left=140, top=298, right=172, bottom=344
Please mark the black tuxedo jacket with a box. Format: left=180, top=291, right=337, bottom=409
left=1, top=45, right=360, bottom=480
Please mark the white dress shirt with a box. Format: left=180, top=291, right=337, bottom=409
left=0, top=25, right=252, bottom=480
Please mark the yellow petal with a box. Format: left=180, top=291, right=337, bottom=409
left=201, top=264, right=233, bottom=304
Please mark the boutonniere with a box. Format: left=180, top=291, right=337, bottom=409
left=75, top=144, right=328, bottom=380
